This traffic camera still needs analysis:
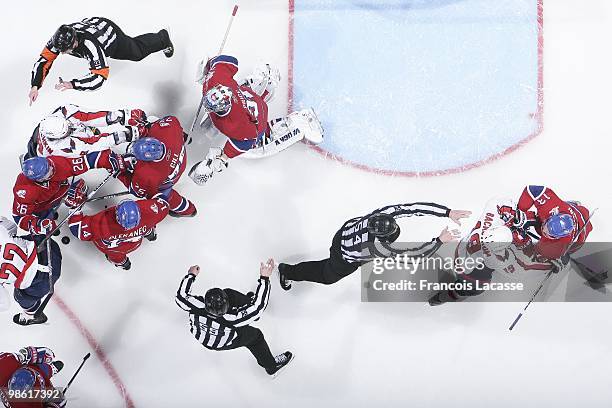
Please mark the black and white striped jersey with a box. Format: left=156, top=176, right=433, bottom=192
left=32, top=17, right=117, bottom=91
left=339, top=202, right=451, bottom=263
left=175, top=273, right=271, bottom=350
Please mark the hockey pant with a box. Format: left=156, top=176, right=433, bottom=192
left=217, top=326, right=277, bottom=370
left=94, top=239, right=142, bottom=264
left=102, top=18, right=170, bottom=61
left=282, top=230, right=361, bottom=285
left=13, top=239, right=62, bottom=313
left=223, top=132, right=264, bottom=158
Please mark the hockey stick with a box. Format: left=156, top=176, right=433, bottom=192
left=32, top=173, right=114, bottom=319
left=188, top=4, right=239, bottom=139
left=87, top=190, right=130, bottom=203
left=36, top=172, right=114, bottom=252
left=63, top=353, right=91, bottom=396
left=508, top=208, right=597, bottom=331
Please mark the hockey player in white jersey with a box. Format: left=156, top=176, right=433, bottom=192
left=428, top=199, right=551, bottom=306
left=25, top=104, right=149, bottom=158
left=0, top=217, right=62, bottom=325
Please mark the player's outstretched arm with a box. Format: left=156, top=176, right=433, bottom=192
left=448, top=209, right=472, bottom=226
left=29, top=40, right=59, bottom=105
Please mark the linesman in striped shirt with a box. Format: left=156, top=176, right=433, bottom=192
left=278, top=202, right=471, bottom=289
left=176, top=260, right=294, bottom=377
left=29, top=17, right=173, bottom=102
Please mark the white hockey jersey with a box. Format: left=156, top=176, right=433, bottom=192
left=33, top=104, right=133, bottom=157
left=455, top=199, right=550, bottom=279
left=0, top=218, right=40, bottom=291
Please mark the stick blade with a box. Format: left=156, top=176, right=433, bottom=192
left=509, top=313, right=523, bottom=331
left=232, top=5, right=239, bottom=15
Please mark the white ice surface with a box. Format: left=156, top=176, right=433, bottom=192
left=1, top=1, right=612, bottom=407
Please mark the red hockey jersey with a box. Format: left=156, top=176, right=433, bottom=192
left=0, top=352, right=54, bottom=408
left=68, top=197, right=169, bottom=250
left=517, top=185, right=592, bottom=260
left=12, top=152, right=115, bottom=233
left=119, top=116, right=187, bottom=198
left=203, top=55, right=269, bottom=147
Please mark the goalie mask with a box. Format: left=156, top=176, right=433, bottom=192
left=39, top=115, right=71, bottom=141
left=204, top=85, right=233, bottom=114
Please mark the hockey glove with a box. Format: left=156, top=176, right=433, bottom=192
left=64, top=179, right=88, bottom=209
left=31, top=218, right=56, bottom=235
left=108, top=152, right=135, bottom=177
left=17, top=346, right=56, bottom=365
left=511, top=229, right=532, bottom=250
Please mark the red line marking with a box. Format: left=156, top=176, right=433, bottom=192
left=53, top=294, right=135, bottom=408
left=288, top=0, right=544, bottom=177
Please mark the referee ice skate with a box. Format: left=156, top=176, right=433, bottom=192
left=278, top=203, right=471, bottom=289
left=176, top=260, right=294, bottom=377
left=29, top=17, right=174, bottom=101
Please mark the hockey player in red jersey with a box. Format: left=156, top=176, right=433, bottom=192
left=499, top=185, right=592, bottom=265
left=116, top=115, right=196, bottom=217
left=26, top=104, right=147, bottom=159
left=0, top=346, right=66, bottom=407
left=189, top=55, right=323, bottom=185
left=67, top=195, right=170, bottom=270
left=12, top=151, right=129, bottom=237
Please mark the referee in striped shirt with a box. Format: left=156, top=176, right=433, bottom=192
left=29, top=17, right=173, bottom=102
left=278, top=202, right=471, bottom=289
left=176, top=259, right=294, bottom=376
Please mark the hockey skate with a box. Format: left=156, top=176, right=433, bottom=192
left=160, top=29, right=174, bottom=58
left=278, top=263, right=292, bottom=291
left=145, top=228, right=157, bottom=242
left=106, top=255, right=131, bottom=271
left=266, top=351, right=294, bottom=378
left=13, top=312, right=48, bottom=326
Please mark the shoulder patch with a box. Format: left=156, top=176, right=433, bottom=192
left=16, top=189, right=26, bottom=199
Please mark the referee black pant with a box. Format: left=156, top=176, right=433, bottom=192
left=103, top=18, right=170, bottom=61
left=283, top=230, right=360, bottom=285
left=220, top=326, right=277, bottom=370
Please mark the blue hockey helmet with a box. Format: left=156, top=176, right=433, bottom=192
left=115, top=200, right=141, bottom=230
left=8, top=368, right=37, bottom=391
left=22, top=157, right=53, bottom=182
left=132, top=137, right=165, bottom=162
left=543, top=213, right=575, bottom=239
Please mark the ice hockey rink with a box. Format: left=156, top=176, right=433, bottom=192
left=2, top=0, right=612, bottom=407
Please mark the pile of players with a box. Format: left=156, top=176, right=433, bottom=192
left=3, top=105, right=197, bottom=327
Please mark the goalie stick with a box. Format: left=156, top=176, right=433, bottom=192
left=188, top=4, right=239, bottom=139
left=508, top=208, right=597, bottom=331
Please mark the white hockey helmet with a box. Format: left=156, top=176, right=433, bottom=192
left=204, top=85, right=233, bottom=114
left=481, top=225, right=513, bottom=253
left=39, top=115, right=70, bottom=140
